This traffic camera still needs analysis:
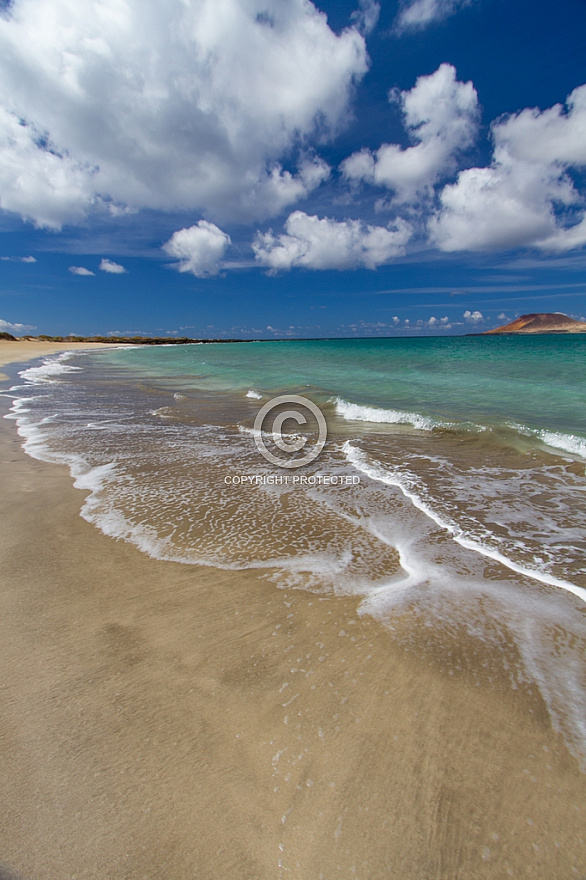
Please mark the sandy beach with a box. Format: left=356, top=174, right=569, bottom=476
left=0, top=342, right=116, bottom=379
left=1, top=349, right=585, bottom=880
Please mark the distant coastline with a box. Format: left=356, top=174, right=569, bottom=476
left=0, top=333, right=251, bottom=345
left=2, top=312, right=586, bottom=346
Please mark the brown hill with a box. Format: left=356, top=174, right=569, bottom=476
left=484, top=312, right=586, bottom=334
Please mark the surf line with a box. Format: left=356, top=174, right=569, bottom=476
left=343, top=441, right=586, bottom=606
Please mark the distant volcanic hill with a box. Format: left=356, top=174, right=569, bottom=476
left=484, top=313, right=586, bottom=334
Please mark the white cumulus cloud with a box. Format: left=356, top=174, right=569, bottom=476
left=0, top=105, right=99, bottom=230
left=463, top=309, right=483, bottom=322
left=0, top=0, right=369, bottom=229
left=430, top=82, right=586, bottom=252
left=163, top=221, right=231, bottom=277
left=341, top=64, right=479, bottom=204
left=253, top=211, right=412, bottom=271
left=493, top=85, right=586, bottom=167
left=395, top=0, right=475, bottom=31
left=69, top=265, right=95, bottom=276
left=100, top=258, right=127, bottom=274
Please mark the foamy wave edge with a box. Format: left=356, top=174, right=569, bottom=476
left=336, top=397, right=586, bottom=462
left=333, top=397, right=445, bottom=431
left=538, top=430, right=586, bottom=460
left=343, top=440, right=586, bottom=606
left=18, top=351, right=81, bottom=385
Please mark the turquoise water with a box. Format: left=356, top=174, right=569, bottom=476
left=101, top=335, right=586, bottom=437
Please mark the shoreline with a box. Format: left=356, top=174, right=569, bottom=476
left=0, top=340, right=116, bottom=381
left=1, top=356, right=585, bottom=878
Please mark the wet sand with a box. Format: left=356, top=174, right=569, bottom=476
left=0, top=354, right=585, bottom=879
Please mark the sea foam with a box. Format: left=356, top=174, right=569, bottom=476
left=343, top=440, right=586, bottom=606
left=539, top=430, right=586, bottom=461
left=19, top=352, right=81, bottom=384
left=336, top=397, right=586, bottom=465
left=334, top=397, right=442, bottom=431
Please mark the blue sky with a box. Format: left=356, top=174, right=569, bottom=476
left=1, top=0, right=585, bottom=338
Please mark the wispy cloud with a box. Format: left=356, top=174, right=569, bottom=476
left=395, top=0, right=475, bottom=32
left=371, top=282, right=586, bottom=295
left=69, top=265, right=95, bottom=276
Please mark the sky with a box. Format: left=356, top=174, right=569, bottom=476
left=1, top=0, right=586, bottom=339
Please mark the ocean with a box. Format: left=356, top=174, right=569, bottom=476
left=4, top=335, right=586, bottom=762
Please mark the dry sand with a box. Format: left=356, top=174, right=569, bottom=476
left=0, top=351, right=585, bottom=879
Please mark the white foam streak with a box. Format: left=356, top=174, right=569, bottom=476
left=3, top=394, right=38, bottom=417
left=246, top=389, right=263, bottom=399
left=337, top=398, right=586, bottom=464
left=343, top=441, right=586, bottom=605
left=19, top=353, right=81, bottom=385
left=73, top=462, right=119, bottom=493
left=238, top=424, right=259, bottom=437
left=358, top=542, right=432, bottom=615
left=334, top=397, right=440, bottom=431
left=539, top=430, right=586, bottom=461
